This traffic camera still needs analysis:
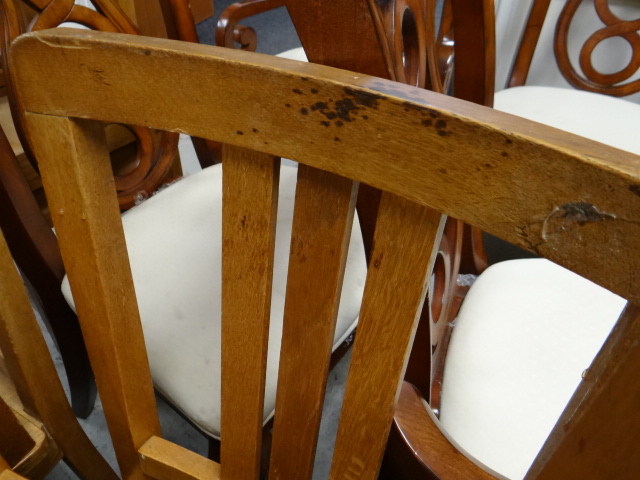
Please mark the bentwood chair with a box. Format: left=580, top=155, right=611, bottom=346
left=0, top=229, right=117, bottom=480
left=12, top=28, right=640, bottom=480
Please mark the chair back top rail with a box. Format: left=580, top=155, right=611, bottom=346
left=10, top=29, right=640, bottom=480
left=11, top=29, right=640, bottom=303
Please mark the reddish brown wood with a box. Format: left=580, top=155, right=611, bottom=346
left=509, top=0, right=640, bottom=96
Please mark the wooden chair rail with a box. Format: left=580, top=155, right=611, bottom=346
left=12, top=30, right=640, bottom=304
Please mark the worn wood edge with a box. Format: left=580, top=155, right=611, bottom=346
left=139, top=436, right=220, bottom=480
left=0, top=470, right=27, bottom=480
left=12, top=30, right=639, bottom=176
left=393, top=382, right=506, bottom=480
left=11, top=30, right=640, bottom=305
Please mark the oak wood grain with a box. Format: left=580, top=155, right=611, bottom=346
left=24, top=113, right=161, bottom=480
left=269, top=166, right=358, bottom=480
left=220, top=144, right=279, bottom=480
left=12, top=30, right=640, bottom=305
left=329, top=194, right=444, bottom=480
left=139, top=436, right=220, bottom=480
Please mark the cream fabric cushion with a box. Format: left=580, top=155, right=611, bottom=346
left=439, top=259, right=626, bottom=480
left=61, top=163, right=366, bottom=438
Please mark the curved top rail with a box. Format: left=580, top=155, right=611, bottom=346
left=11, top=28, right=640, bottom=302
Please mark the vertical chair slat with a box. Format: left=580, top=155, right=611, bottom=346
left=220, top=145, right=280, bottom=480
left=269, top=165, right=358, bottom=480
left=330, top=193, right=445, bottom=480
left=526, top=304, right=640, bottom=480
left=24, top=113, right=161, bottom=480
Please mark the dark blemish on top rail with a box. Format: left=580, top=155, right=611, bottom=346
left=343, top=87, right=382, bottom=108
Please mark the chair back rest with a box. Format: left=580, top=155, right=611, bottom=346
left=0, top=0, right=180, bottom=209
left=504, top=0, right=640, bottom=102
left=12, top=29, right=640, bottom=480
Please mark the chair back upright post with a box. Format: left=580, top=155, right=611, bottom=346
left=11, top=29, right=640, bottom=480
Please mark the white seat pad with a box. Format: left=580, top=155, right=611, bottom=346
left=495, top=86, right=640, bottom=155
left=439, top=258, right=626, bottom=480
left=61, top=163, right=366, bottom=438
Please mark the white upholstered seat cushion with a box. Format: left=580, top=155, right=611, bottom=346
left=439, top=259, right=626, bottom=480
left=61, top=163, right=366, bottom=438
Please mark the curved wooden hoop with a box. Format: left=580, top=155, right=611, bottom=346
left=555, top=0, right=640, bottom=96
left=11, top=0, right=178, bottom=208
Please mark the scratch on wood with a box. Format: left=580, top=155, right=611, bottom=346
left=542, top=202, right=617, bottom=241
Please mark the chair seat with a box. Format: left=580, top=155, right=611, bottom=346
left=61, top=163, right=366, bottom=438
left=438, top=258, right=626, bottom=480
left=494, top=86, right=640, bottom=155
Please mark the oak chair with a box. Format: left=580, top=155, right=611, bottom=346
left=0, top=228, right=117, bottom=480
left=12, top=28, right=640, bottom=480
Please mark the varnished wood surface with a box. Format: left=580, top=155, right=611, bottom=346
left=139, top=436, right=220, bottom=480
left=269, top=166, right=357, bottom=479
left=220, top=145, right=279, bottom=480
left=509, top=0, right=640, bottom=96
left=384, top=382, right=504, bottom=480
left=329, top=195, right=444, bottom=480
left=24, top=113, right=161, bottom=480
left=12, top=30, right=640, bottom=305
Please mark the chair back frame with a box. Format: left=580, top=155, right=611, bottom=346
left=11, top=29, right=640, bottom=480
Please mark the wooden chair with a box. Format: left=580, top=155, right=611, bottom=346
left=12, top=27, right=640, bottom=480
left=0, top=228, right=117, bottom=479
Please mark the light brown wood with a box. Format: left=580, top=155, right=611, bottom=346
left=13, top=29, right=640, bottom=480
left=269, top=166, right=358, bottom=479
left=0, top=455, right=9, bottom=470
left=139, top=436, right=220, bottom=480
left=0, top=220, right=117, bottom=480
left=0, top=358, right=59, bottom=480
left=329, top=194, right=444, bottom=480
left=0, top=470, right=27, bottom=480
left=220, top=144, right=279, bottom=480
left=0, top=395, right=34, bottom=469
left=12, top=30, right=640, bottom=305
left=23, top=113, right=161, bottom=480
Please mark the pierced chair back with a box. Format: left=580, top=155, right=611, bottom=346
left=0, top=0, right=180, bottom=209
left=505, top=0, right=640, bottom=100
left=12, top=29, right=640, bottom=480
